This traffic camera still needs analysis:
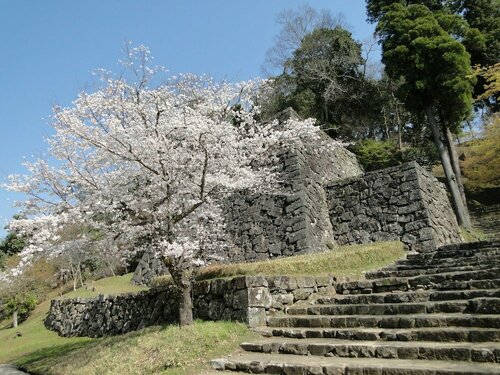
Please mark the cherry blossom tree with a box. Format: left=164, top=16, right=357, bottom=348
left=5, top=46, right=321, bottom=326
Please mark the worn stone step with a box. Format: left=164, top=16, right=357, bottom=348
left=258, top=326, right=500, bottom=343
left=287, top=298, right=500, bottom=316
left=316, top=289, right=500, bottom=306
left=267, top=313, right=500, bottom=329
left=438, top=241, right=500, bottom=252
left=336, top=269, right=500, bottom=295
left=240, top=338, right=500, bottom=363
left=391, top=254, right=500, bottom=269
left=366, top=263, right=500, bottom=279
left=210, top=352, right=500, bottom=374
left=434, top=278, right=500, bottom=291
left=408, top=246, right=500, bottom=261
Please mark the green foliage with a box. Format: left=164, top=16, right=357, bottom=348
left=452, top=0, right=500, bottom=67
left=351, top=139, right=401, bottom=171
left=377, top=4, right=475, bottom=130
left=462, top=115, right=500, bottom=190
left=4, top=292, right=37, bottom=322
left=265, top=26, right=367, bottom=138
left=366, top=0, right=445, bottom=23
left=0, top=232, right=26, bottom=256
left=367, top=0, right=498, bottom=110
left=401, top=144, right=440, bottom=168
left=0, top=251, right=6, bottom=271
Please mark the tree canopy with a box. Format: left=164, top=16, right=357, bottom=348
left=377, top=3, right=475, bottom=128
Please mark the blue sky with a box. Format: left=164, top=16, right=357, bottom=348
left=0, top=0, right=377, bottom=235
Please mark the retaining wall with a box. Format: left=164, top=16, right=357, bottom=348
left=326, top=162, right=461, bottom=251
left=45, top=275, right=337, bottom=337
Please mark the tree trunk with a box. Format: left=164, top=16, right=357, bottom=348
left=178, top=281, right=193, bottom=327
left=78, top=262, right=84, bottom=288
left=12, top=311, right=18, bottom=328
left=396, top=104, right=403, bottom=150
left=444, top=127, right=470, bottom=219
left=425, top=106, right=471, bottom=229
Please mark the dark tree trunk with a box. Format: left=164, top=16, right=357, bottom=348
left=178, top=281, right=193, bottom=327
left=444, top=127, right=470, bottom=220
left=425, top=106, right=471, bottom=229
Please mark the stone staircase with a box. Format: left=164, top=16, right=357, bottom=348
left=210, top=241, right=500, bottom=374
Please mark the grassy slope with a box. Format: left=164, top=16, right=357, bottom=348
left=0, top=273, right=146, bottom=364
left=198, top=241, right=405, bottom=280
left=2, top=241, right=406, bottom=374
left=22, top=321, right=258, bottom=375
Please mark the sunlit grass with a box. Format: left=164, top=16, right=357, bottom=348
left=61, top=273, right=147, bottom=299
left=18, top=321, right=258, bottom=375
left=202, top=240, right=405, bottom=280
left=0, top=273, right=147, bottom=364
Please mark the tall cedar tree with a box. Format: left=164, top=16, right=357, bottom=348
left=366, top=0, right=499, bottom=104
left=376, top=4, right=475, bottom=228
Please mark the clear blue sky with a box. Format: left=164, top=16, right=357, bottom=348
left=0, top=0, right=376, bottom=235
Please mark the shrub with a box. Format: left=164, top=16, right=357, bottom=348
left=350, top=139, right=401, bottom=171
left=4, top=292, right=37, bottom=323
left=401, top=145, right=439, bottom=169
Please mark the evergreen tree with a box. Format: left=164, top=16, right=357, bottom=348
left=377, top=3, right=475, bottom=228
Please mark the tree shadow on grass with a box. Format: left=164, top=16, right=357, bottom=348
left=15, top=340, right=96, bottom=375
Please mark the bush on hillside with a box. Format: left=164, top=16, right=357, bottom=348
left=4, top=292, right=37, bottom=323
left=401, top=144, right=439, bottom=169
left=350, top=139, right=401, bottom=171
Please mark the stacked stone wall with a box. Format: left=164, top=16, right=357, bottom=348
left=45, top=275, right=337, bottom=337
left=326, top=162, right=461, bottom=251
left=133, top=138, right=363, bottom=284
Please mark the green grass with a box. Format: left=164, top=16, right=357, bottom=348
left=2, top=241, right=405, bottom=374
left=61, top=273, right=147, bottom=299
left=460, top=227, right=489, bottom=243
left=19, top=321, right=258, bottom=375
left=0, top=273, right=146, bottom=364
left=196, top=241, right=405, bottom=281
left=0, top=294, right=93, bottom=365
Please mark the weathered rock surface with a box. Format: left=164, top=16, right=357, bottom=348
left=327, top=162, right=462, bottom=251
left=45, top=275, right=337, bottom=337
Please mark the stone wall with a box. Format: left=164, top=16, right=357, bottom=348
left=45, top=287, right=179, bottom=337
left=45, top=275, right=337, bottom=337
left=132, top=249, right=169, bottom=285
left=133, top=135, right=363, bottom=284
left=326, top=162, right=461, bottom=251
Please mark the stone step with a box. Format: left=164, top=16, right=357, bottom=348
left=240, top=338, right=500, bottom=363
left=407, top=246, right=500, bottom=261
left=336, top=269, right=500, bottom=295
left=437, top=241, right=500, bottom=252
left=267, top=313, right=500, bottom=329
left=286, top=298, right=500, bottom=316
left=434, top=278, right=500, bottom=291
left=210, top=353, right=500, bottom=374
left=390, top=254, right=500, bottom=269
left=366, top=263, right=500, bottom=279
left=316, top=289, right=500, bottom=306
left=258, top=326, right=500, bottom=343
